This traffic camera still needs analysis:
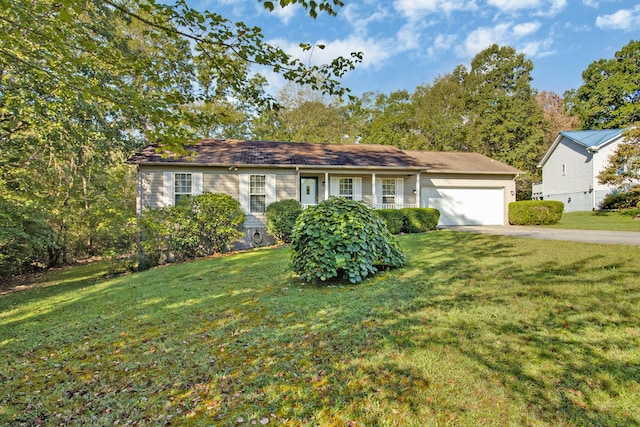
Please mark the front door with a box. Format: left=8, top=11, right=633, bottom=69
left=300, top=178, right=318, bottom=207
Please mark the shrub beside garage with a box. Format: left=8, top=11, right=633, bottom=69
left=509, top=200, right=564, bottom=225
left=375, top=208, right=440, bottom=234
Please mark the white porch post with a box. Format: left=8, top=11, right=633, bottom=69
left=296, top=167, right=300, bottom=203
left=324, top=172, right=329, bottom=201
left=372, top=173, right=376, bottom=208
left=416, top=173, right=421, bottom=207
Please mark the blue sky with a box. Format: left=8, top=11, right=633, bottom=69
left=191, top=0, right=640, bottom=98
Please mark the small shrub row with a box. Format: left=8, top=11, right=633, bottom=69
left=291, top=198, right=405, bottom=284
left=375, top=208, right=440, bottom=234
left=508, top=200, right=563, bottom=225
left=599, top=186, right=640, bottom=210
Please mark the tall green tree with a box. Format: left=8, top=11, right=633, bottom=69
left=251, top=83, right=357, bottom=143
left=462, top=45, right=545, bottom=198
left=410, top=68, right=468, bottom=151
left=565, top=39, right=640, bottom=129
left=358, top=90, right=420, bottom=148
left=1, top=0, right=360, bottom=271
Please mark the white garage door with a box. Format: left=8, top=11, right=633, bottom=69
left=421, top=187, right=505, bottom=226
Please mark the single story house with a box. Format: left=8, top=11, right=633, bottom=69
left=128, top=140, right=522, bottom=245
left=532, top=129, right=626, bottom=212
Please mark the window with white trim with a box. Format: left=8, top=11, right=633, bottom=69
left=339, top=178, right=354, bottom=200
left=163, top=171, right=202, bottom=207
left=174, top=173, right=193, bottom=204
left=382, top=178, right=396, bottom=205
left=250, top=174, right=266, bottom=213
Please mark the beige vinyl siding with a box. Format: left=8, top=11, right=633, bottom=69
left=276, top=174, right=297, bottom=201
left=204, top=172, right=239, bottom=198
left=361, top=176, right=372, bottom=205
left=404, top=174, right=418, bottom=206
left=138, top=168, right=164, bottom=211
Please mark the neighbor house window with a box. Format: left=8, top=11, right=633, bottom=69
left=174, top=173, right=192, bottom=204
left=382, top=178, right=396, bottom=205
left=339, top=178, right=354, bottom=200
left=562, top=163, right=567, bottom=176
left=250, top=174, right=266, bottom=213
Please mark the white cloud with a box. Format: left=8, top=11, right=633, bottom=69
left=513, top=21, right=542, bottom=36
left=270, top=36, right=394, bottom=71
left=520, top=39, right=555, bottom=57
left=427, top=33, right=458, bottom=57
left=271, top=4, right=298, bottom=25
left=342, top=3, right=390, bottom=36
left=582, top=0, right=600, bottom=7
left=394, top=0, right=478, bottom=16
left=596, top=5, right=640, bottom=31
left=487, top=0, right=566, bottom=16
left=458, top=22, right=513, bottom=57
left=457, top=21, right=550, bottom=58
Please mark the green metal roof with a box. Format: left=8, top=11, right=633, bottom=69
left=560, top=129, right=625, bottom=148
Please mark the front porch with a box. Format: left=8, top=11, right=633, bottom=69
left=298, top=171, right=422, bottom=210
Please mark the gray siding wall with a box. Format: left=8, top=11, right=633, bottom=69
left=542, top=137, right=593, bottom=196
left=541, top=136, right=621, bottom=211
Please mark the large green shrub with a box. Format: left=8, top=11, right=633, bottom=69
left=402, top=208, right=440, bottom=233
left=508, top=200, right=564, bottom=225
left=137, top=205, right=173, bottom=267
left=137, top=193, right=245, bottom=267
left=374, top=209, right=405, bottom=234
left=599, top=186, right=640, bottom=210
left=0, top=197, right=57, bottom=278
left=266, top=199, right=303, bottom=243
left=291, top=197, right=405, bottom=284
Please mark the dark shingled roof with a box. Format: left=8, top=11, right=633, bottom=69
left=128, top=139, right=522, bottom=174
left=128, top=139, right=425, bottom=169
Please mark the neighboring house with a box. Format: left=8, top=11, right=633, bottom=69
left=128, top=140, right=521, bottom=245
left=532, top=129, right=626, bottom=212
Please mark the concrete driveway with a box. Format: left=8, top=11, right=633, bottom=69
left=439, top=225, right=640, bottom=246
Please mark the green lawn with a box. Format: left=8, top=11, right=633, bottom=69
left=544, top=210, right=640, bottom=232
left=1, top=232, right=639, bottom=426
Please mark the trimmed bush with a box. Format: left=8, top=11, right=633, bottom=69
left=599, top=186, right=640, bottom=210
left=508, top=200, right=563, bottom=225
left=291, top=197, right=405, bottom=284
left=266, top=199, right=303, bottom=243
left=375, top=209, right=405, bottom=234
left=137, top=193, right=245, bottom=267
left=402, top=208, right=440, bottom=233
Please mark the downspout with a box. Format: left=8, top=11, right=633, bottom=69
left=296, top=167, right=300, bottom=203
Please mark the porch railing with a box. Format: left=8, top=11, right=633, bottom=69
left=302, top=202, right=418, bottom=210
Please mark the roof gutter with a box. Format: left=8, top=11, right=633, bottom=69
left=131, top=161, right=425, bottom=171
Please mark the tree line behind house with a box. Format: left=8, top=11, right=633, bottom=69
left=1, top=1, right=638, bottom=278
